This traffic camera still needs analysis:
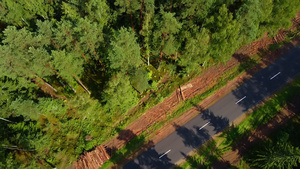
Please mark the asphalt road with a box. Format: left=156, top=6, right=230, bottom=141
left=123, top=44, right=300, bottom=169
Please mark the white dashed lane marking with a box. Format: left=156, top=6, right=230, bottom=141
left=159, top=150, right=171, bottom=159
left=199, top=122, right=210, bottom=130
left=235, top=96, right=246, bottom=104
left=270, top=72, right=281, bottom=80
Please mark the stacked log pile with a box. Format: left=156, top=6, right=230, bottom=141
left=74, top=145, right=110, bottom=169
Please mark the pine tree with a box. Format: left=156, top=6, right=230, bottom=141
left=180, top=28, right=210, bottom=73
left=152, top=9, right=182, bottom=68
left=108, top=27, right=142, bottom=72
left=180, top=0, right=213, bottom=23
left=50, top=50, right=84, bottom=87
left=74, top=18, right=106, bottom=70
left=259, top=0, right=300, bottom=36
left=131, top=67, right=150, bottom=93
left=114, top=0, right=141, bottom=30
left=205, top=5, right=240, bottom=62
left=1, top=26, right=57, bottom=92
left=0, top=0, right=54, bottom=26
left=251, top=143, right=300, bottom=169
left=85, top=0, right=110, bottom=26
left=140, top=0, right=155, bottom=65
left=236, top=0, right=262, bottom=45
left=102, top=72, right=138, bottom=114
left=61, top=1, right=81, bottom=20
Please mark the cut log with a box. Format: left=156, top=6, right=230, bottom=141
left=73, top=75, right=91, bottom=95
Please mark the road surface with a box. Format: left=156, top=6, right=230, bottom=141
left=123, top=44, right=300, bottom=169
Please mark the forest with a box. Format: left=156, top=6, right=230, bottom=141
left=1, top=0, right=300, bottom=168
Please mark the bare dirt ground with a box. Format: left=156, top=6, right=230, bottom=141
left=212, top=97, right=300, bottom=169
left=74, top=14, right=300, bottom=169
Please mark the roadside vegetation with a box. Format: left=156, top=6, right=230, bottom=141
left=174, top=75, right=300, bottom=169
left=1, top=0, right=300, bottom=168
left=244, top=112, right=300, bottom=169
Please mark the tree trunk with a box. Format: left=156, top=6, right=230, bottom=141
left=49, top=66, right=77, bottom=93
left=51, top=38, right=60, bottom=49
left=158, top=32, right=166, bottom=70
left=17, top=60, right=58, bottom=93
left=44, top=82, right=58, bottom=92
left=17, top=63, right=58, bottom=93
left=0, top=117, right=13, bottom=123
left=2, top=145, right=35, bottom=152
left=8, top=64, right=59, bottom=94
left=140, top=1, right=143, bottom=31
left=35, top=75, right=58, bottom=93
left=57, top=77, right=66, bottom=87
left=98, top=58, right=106, bottom=71
left=170, top=0, right=173, bottom=12
left=160, top=50, right=163, bottom=61
left=64, top=28, right=94, bottom=68
left=56, top=75, right=77, bottom=93
left=81, top=53, right=91, bottom=65
left=158, top=51, right=163, bottom=70
left=179, top=0, right=181, bottom=10
left=179, top=85, right=185, bottom=100
left=189, top=15, right=193, bottom=22
left=88, top=40, right=106, bottom=71
left=73, top=74, right=91, bottom=95
left=130, top=11, right=134, bottom=31
left=81, top=52, right=96, bottom=74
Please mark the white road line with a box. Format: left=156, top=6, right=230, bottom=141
left=159, top=149, right=171, bottom=159
left=270, top=72, right=281, bottom=80
left=199, top=121, right=210, bottom=130
left=235, top=96, right=246, bottom=104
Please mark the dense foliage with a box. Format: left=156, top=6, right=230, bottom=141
left=246, top=115, right=300, bottom=169
left=0, top=0, right=299, bottom=168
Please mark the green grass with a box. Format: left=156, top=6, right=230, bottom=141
left=269, top=42, right=284, bottom=51
left=176, top=76, right=300, bottom=168
left=101, top=134, right=147, bottom=169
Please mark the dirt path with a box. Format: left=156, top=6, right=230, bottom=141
left=74, top=14, right=300, bottom=169
left=212, top=97, right=300, bottom=169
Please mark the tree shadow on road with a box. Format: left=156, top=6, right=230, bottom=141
left=200, top=109, right=230, bottom=133
left=172, top=123, right=210, bottom=149
left=122, top=146, right=174, bottom=169
left=106, top=129, right=174, bottom=169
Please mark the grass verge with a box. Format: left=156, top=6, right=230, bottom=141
left=175, top=75, right=300, bottom=168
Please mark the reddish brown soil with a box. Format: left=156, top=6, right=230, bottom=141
left=212, top=97, right=300, bottom=169
left=74, top=14, right=300, bottom=169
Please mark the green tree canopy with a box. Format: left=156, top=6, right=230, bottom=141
left=108, top=27, right=142, bottom=71
left=205, top=5, right=240, bottom=62
left=102, top=72, right=138, bottom=114
left=0, top=0, right=54, bottom=26
left=251, top=143, right=300, bottom=169
left=180, top=27, right=210, bottom=73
